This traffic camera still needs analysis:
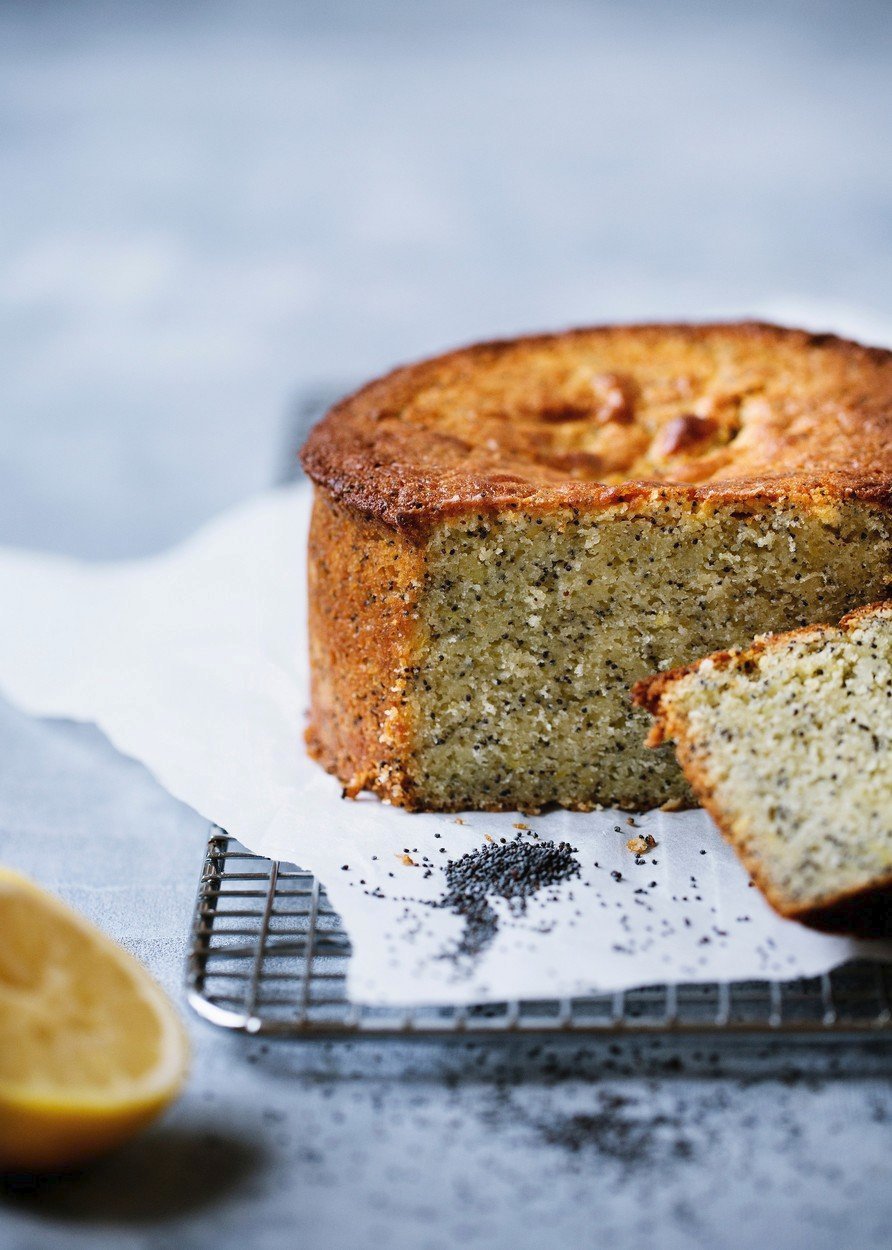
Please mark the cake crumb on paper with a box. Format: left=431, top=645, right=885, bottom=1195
left=627, top=835, right=657, bottom=855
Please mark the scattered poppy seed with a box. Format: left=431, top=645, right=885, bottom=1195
left=432, top=833, right=581, bottom=961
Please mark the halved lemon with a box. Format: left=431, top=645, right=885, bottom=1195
left=0, top=866, right=189, bottom=1172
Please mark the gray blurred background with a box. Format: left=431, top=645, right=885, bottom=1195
left=3, top=6, right=892, bottom=1249
left=3, top=0, right=892, bottom=557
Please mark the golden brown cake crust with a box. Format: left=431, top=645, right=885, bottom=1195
left=632, top=602, right=892, bottom=936
left=301, top=321, right=892, bottom=530
left=305, top=491, right=427, bottom=806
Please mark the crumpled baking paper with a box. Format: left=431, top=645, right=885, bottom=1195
left=0, top=481, right=888, bottom=1004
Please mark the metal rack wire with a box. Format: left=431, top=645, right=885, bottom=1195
left=186, top=829, right=892, bottom=1038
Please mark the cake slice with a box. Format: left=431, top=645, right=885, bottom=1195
left=301, top=321, right=892, bottom=812
left=633, top=603, right=892, bottom=935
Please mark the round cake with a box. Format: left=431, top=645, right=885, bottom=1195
left=300, top=321, right=892, bottom=812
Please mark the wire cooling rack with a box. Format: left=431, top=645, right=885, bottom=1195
left=186, top=829, right=892, bottom=1038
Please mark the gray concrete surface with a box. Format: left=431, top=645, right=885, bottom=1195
left=2, top=3, right=892, bottom=1247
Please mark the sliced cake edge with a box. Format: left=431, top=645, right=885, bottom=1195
left=632, top=602, right=892, bottom=936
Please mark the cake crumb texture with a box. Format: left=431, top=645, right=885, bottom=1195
left=634, top=603, right=892, bottom=933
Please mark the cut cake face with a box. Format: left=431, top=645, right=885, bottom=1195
left=634, top=603, right=892, bottom=934
left=306, top=469, right=892, bottom=813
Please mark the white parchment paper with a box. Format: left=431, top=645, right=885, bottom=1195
left=0, top=481, right=888, bottom=1004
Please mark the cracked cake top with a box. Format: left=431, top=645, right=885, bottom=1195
left=301, top=321, right=892, bottom=530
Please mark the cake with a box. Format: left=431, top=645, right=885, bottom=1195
left=633, top=603, right=892, bottom=934
left=300, top=321, right=892, bottom=812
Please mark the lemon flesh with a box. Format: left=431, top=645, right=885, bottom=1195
left=0, top=866, right=189, bottom=1172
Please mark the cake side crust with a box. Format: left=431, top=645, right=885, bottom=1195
left=305, top=489, right=428, bottom=807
